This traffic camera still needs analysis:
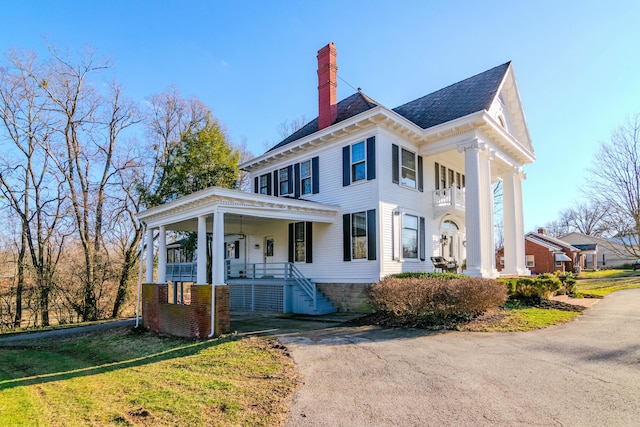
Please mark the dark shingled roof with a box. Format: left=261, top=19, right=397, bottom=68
left=572, top=243, right=597, bottom=251
left=267, top=62, right=510, bottom=151
left=392, top=62, right=510, bottom=129
left=268, top=91, right=378, bottom=152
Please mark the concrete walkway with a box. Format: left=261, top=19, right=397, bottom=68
left=282, top=290, right=640, bottom=426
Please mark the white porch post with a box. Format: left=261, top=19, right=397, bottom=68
left=157, top=225, right=167, bottom=283
left=208, top=207, right=225, bottom=338
left=145, top=227, right=154, bottom=283
left=459, top=139, right=498, bottom=278
left=197, top=215, right=208, bottom=284
left=503, top=168, right=530, bottom=276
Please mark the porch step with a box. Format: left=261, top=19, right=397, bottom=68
left=291, top=285, right=338, bottom=315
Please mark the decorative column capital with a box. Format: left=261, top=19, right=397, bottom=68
left=457, top=138, right=488, bottom=153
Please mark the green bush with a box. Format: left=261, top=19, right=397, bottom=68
left=368, top=276, right=507, bottom=320
left=498, top=274, right=562, bottom=300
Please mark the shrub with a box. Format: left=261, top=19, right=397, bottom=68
left=498, top=274, right=562, bottom=300
left=368, top=276, right=507, bottom=320
left=390, top=271, right=465, bottom=280
left=555, top=271, right=577, bottom=294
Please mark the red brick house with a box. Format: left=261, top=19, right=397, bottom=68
left=497, top=228, right=582, bottom=275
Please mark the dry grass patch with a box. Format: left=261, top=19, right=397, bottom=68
left=0, top=327, right=298, bottom=426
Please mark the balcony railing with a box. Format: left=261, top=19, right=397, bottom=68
left=432, top=186, right=465, bottom=209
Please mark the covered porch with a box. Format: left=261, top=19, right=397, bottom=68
left=136, top=187, right=340, bottom=338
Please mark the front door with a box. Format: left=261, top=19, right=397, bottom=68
left=264, top=236, right=275, bottom=264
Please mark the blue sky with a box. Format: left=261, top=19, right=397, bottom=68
left=1, top=0, right=639, bottom=232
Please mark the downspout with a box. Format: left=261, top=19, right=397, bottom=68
left=135, top=222, right=146, bottom=328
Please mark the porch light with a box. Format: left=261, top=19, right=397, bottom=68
left=440, top=234, right=449, bottom=245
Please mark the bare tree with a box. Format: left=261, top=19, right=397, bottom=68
left=0, top=49, right=68, bottom=326
left=589, top=113, right=640, bottom=257
left=557, top=202, right=610, bottom=237
left=539, top=220, right=571, bottom=238
left=276, top=115, right=307, bottom=140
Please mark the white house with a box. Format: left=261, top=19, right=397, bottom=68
left=136, top=42, right=535, bottom=330
left=562, top=232, right=637, bottom=268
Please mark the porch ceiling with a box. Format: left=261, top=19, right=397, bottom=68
left=136, top=186, right=340, bottom=230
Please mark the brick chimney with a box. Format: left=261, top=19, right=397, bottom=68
left=538, top=228, right=546, bottom=235
left=317, top=42, right=338, bottom=130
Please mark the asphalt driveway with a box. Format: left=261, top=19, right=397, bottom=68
left=281, top=290, right=640, bottom=426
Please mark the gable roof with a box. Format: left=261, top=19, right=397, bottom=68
left=268, top=62, right=510, bottom=152
left=526, top=232, right=580, bottom=252
left=268, top=90, right=379, bottom=152
left=392, top=62, right=510, bottom=129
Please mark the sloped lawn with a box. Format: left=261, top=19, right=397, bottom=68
left=0, top=327, right=297, bottom=426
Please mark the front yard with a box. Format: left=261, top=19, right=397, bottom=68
left=0, top=328, right=297, bottom=426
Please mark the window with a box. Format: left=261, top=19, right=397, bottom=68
left=526, top=255, right=535, bottom=268
left=351, top=211, right=367, bottom=259
left=448, top=169, right=454, bottom=188
left=301, top=160, right=312, bottom=195
left=402, top=214, right=418, bottom=259
left=435, top=162, right=465, bottom=190
left=279, top=168, right=289, bottom=195
left=294, top=222, right=306, bottom=262
left=351, top=141, right=366, bottom=182
left=401, top=148, right=417, bottom=188
left=259, top=174, right=269, bottom=195
left=456, top=172, right=461, bottom=189
left=440, top=165, right=447, bottom=189
left=499, top=256, right=504, bottom=266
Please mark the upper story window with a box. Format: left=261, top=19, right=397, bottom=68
left=279, top=167, right=290, bottom=195
left=401, top=148, right=417, bottom=188
left=259, top=174, right=269, bottom=195
left=435, top=162, right=465, bottom=190
left=301, top=160, right=312, bottom=195
left=351, top=141, right=366, bottom=182
left=343, top=137, right=376, bottom=187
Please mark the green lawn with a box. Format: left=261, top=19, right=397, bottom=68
left=461, top=306, right=581, bottom=332
left=578, top=269, right=640, bottom=279
left=0, top=327, right=297, bottom=426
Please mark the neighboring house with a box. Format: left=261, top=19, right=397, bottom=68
left=136, top=43, right=535, bottom=336
left=497, top=228, right=582, bottom=274
left=562, top=232, right=637, bottom=268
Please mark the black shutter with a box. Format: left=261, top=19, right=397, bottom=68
left=392, top=144, right=399, bottom=184
left=254, top=176, right=259, bottom=193
left=266, top=173, right=272, bottom=195
left=342, top=214, right=351, bottom=261
left=294, top=163, right=301, bottom=198
left=418, top=155, right=424, bottom=192
left=288, top=223, right=294, bottom=262
left=312, top=156, right=319, bottom=194
left=342, top=146, right=350, bottom=186
left=273, top=171, right=279, bottom=197
left=234, top=240, right=240, bottom=259
left=287, top=165, right=293, bottom=195
left=419, top=217, right=426, bottom=261
left=366, top=136, right=376, bottom=180
left=367, top=209, right=377, bottom=260
left=435, top=162, right=440, bottom=190
left=305, top=222, right=313, bottom=263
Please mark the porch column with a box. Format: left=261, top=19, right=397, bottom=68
left=212, top=209, right=225, bottom=286
left=502, top=168, right=529, bottom=276
left=197, top=215, right=208, bottom=284
left=459, top=139, right=498, bottom=278
left=157, top=225, right=167, bottom=283
left=145, top=227, right=154, bottom=283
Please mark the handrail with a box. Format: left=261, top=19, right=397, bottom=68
left=287, top=263, right=317, bottom=309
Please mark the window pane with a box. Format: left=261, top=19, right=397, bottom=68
left=402, top=214, right=418, bottom=259
left=280, top=168, right=289, bottom=194
left=352, top=162, right=366, bottom=181
left=353, top=236, right=367, bottom=259
left=295, top=222, right=305, bottom=262
left=401, top=149, right=415, bottom=169
left=401, top=168, right=416, bottom=188
left=301, top=160, right=311, bottom=178
left=302, top=177, right=312, bottom=195
left=352, top=212, right=367, bottom=237
left=352, top=141, right=365, bottom=162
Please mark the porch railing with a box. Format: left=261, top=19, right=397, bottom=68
left=225, top=262, right=317, bottom=310
left=432, top=187, right=465, bottom=209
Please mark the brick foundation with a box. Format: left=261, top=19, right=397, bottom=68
left=142, top=283, right=230, bottom=338
left=316, top=283, right=373, bottom=312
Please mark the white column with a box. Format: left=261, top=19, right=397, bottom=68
left=212, top=209, right=225, bottom=286
left=513, top=170, right=530, bottom=275
left=157, top=225, right=167, bottom=283
left=145, top=227, right=154, bottom=283
left=500, top=167, right=530, bottom=276
left=197, top=215, right=208, bottom=284
left=459, top=139, right=498, bottom=278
